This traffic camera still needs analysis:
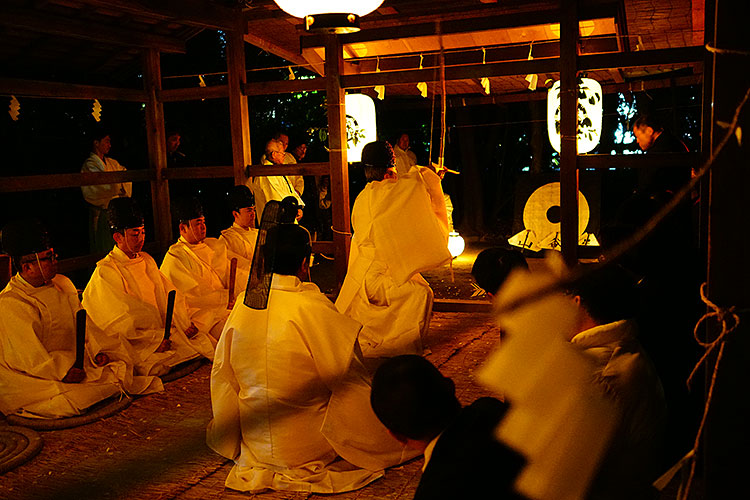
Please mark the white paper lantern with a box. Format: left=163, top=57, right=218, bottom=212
left=448, top=231, right=465, bottom=258
left=345, top=93, right=377, bottom=163
left=274, top=1, right=384, bottom=33
left=547, top=78, right=603, bottom=154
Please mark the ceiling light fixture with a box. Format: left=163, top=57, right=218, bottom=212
left=273, top=1, right=384, bottom=34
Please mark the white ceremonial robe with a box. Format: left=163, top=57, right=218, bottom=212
left=0, top=273, right=162, bottom=418
left=571, top=319, right=667, bottom=499
left=336, top=171, right=452, bottom=357
left=207, top=275, right=413, bottom=494
left=248, top=160, right=305, bottom=223
left=83, top=247, right=214, bottom=376
left=80, top=153, right=132, bottom=209
left=393, top=145, right=417, bottom=176
left=219, top=223, right=257, bottom=291
left=161, top=237, right=236, bottom=338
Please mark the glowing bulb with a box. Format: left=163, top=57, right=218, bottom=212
left=448, top=232, right=465, bottom=258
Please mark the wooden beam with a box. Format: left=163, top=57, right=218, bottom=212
left=160, top=85, right=229, bottom=102
left=243, top=31, right=311, bottom=71
left=162, top=166, right=235, bottom=180
left=242, top=78, right=327, bottom=96
left=227, top=24, right=253, bottom=186
left=559, top=0, right=579, bottom=266
left=0, top=170, right=153, bottom=193
left=301, top=4, right=617, bottom=49
left=311, top=241, right=334, bottom=254
left=82, top=0, right=237, bottom=31
left=0, top=7, right=186, bottom=53
left=0, top=77, right=147, bottom=101
left=246, top=162, right=330, bottom=178
left=143, top=48, right=172, bottom=254
left=325, top=35, right=352, bottom=288
left=341, top=57, right=559, bottom=88
left=579, top=46, right=704, bottom=70
left=578, top=153, right=701, bottom=169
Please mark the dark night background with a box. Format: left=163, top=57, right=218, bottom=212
left=0, top=30, right=701, bottom=287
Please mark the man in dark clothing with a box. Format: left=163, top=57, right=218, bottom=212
left=371, top=355, right=527, bottom=500
left=632, top=114, right=690, bottom=196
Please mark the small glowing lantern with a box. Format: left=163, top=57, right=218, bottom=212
left=273, top=1, right=384, bottom=34
left=448, top=231, right=465, bottom=258
left=344, top=93, right=377, bottom=163
left=547, top=78, right=603, bottom=154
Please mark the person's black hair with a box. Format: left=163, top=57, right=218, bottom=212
left=107, top=197, right=144, bottom=234
left=471, top=247, right=529, bottom=295
left=265, top=224, right=311, bottom=276
left=228, top=185, right=255, bottom=212
left=361, top=140, right=396, bottom=182
left=172, top=196, right=204, bottom=225
left=88, top=123, right=111, bottom=144
left=1, top=219, right=52, bottom=273
left=633, top=114, right=664, bottom=132
left=370, top=355, right=461, bottom=441
left=565, top=264, right=639, bottom=324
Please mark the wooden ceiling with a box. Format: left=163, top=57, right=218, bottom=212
left=243, top=0, right=706, bottom=99
left=0, top=0, right=705, bottom=97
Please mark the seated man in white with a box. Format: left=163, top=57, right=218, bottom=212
left=0, top=219, right=162, bottom=419
left=249, top=138, right=304, bottom=223
left=336, top=141, right=452, bottom=358
left=83, top=198, right=214, bottom=377
left=207, top=220, right=414, bottom=494
left=219, top=185, right=257, bottom=284
left=161, top=197, right=237, bottom=341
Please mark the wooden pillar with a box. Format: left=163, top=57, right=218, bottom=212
left=559, top=0, right=579, bottom=267
left=704, top=0, right=750, bottom=496
left=560, top=0, right=578, bottom=266
left=325, top=34, right=351, bottom=287
left=143, top=48, right=171, bottom=254
left=227, top=21, right=252, bottom=186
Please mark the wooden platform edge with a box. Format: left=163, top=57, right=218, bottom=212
left=433, top=299, right=492, bottom=313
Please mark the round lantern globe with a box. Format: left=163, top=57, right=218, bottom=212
left=273, top=0, right=384, bottom=18
left=448, top=232, right=465, bottom=258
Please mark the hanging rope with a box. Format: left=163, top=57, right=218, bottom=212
left=672, top=283, right=741, bottom=500
left=437, top=21, right=447, bottom=170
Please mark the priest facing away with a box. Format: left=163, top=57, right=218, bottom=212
left=335, top=140, right=452, bottom=359
left=0, top=219, right=162, bottom=419
left=207, top=220, right=415, bottom=494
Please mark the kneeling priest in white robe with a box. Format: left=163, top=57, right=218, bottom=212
left=207, top=211, right=414, bottom=494
left=83, top=199, right=214, bottom=377
left=219, top=185, right=256, bottom=285
left=336, top=141, right=452, bottom=358
left=161, top=197, right=237, bottom=340
left=0, top=219, right=162, bottom=419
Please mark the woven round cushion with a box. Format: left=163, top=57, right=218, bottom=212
left=160, top=358, right=204, bottom=383
left=0, top=425, right=44, bottom=474
left=5, top=395, right=132, bottom=431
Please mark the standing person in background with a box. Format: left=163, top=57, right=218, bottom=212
left=80, top=125, right=131, bottom=254
left=166, top=127, right=193, bottom=168
left=250, top=139, right=304, bottom=223
left=393, top=132, right=417, bottom=176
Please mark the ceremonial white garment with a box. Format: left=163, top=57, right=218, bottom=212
left=393, top=145, right=417, bottom=176
left=336, top=171, right=451, bottom=357
left=571, top=319, right=667, bottom=499
left=161, top=236, right=238, bottom=338
left=219, top=223, right=258, bottom=284
left=83, top=247, right=214, bottom=375
left=0, top=273, right=162, bottom=418
left=80, top=153, right=132, bottom=209
left=248, top=159, right=305, bottom=223
left=207, top=275, right=412, bottom=493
